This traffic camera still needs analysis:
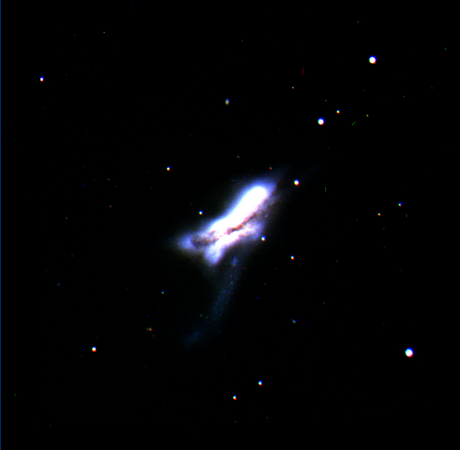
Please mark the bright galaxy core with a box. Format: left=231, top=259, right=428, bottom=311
left=177, top=180, right=280, bottom=266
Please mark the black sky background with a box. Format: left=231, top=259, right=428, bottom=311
left=9, top=4, right=451, bottom=440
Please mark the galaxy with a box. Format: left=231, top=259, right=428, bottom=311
left=171, top=175, right=286, bottom=345
left=177, top=179, right=279, bottom=265
left=14, top=5, right=448, bottom=439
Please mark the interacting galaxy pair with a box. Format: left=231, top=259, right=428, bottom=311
left=176, top=178, right=282, bottom=266
left=169, top=167, right=312, bottom=347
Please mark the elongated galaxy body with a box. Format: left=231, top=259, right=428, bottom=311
left=164, top=164, right=321, bottom=348
left=164, top=165, right=321, bottom=349
left=177, top=180, right=281, bottom=266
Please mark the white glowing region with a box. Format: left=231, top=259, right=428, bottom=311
left=178, top=183, right=278, bottom=265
